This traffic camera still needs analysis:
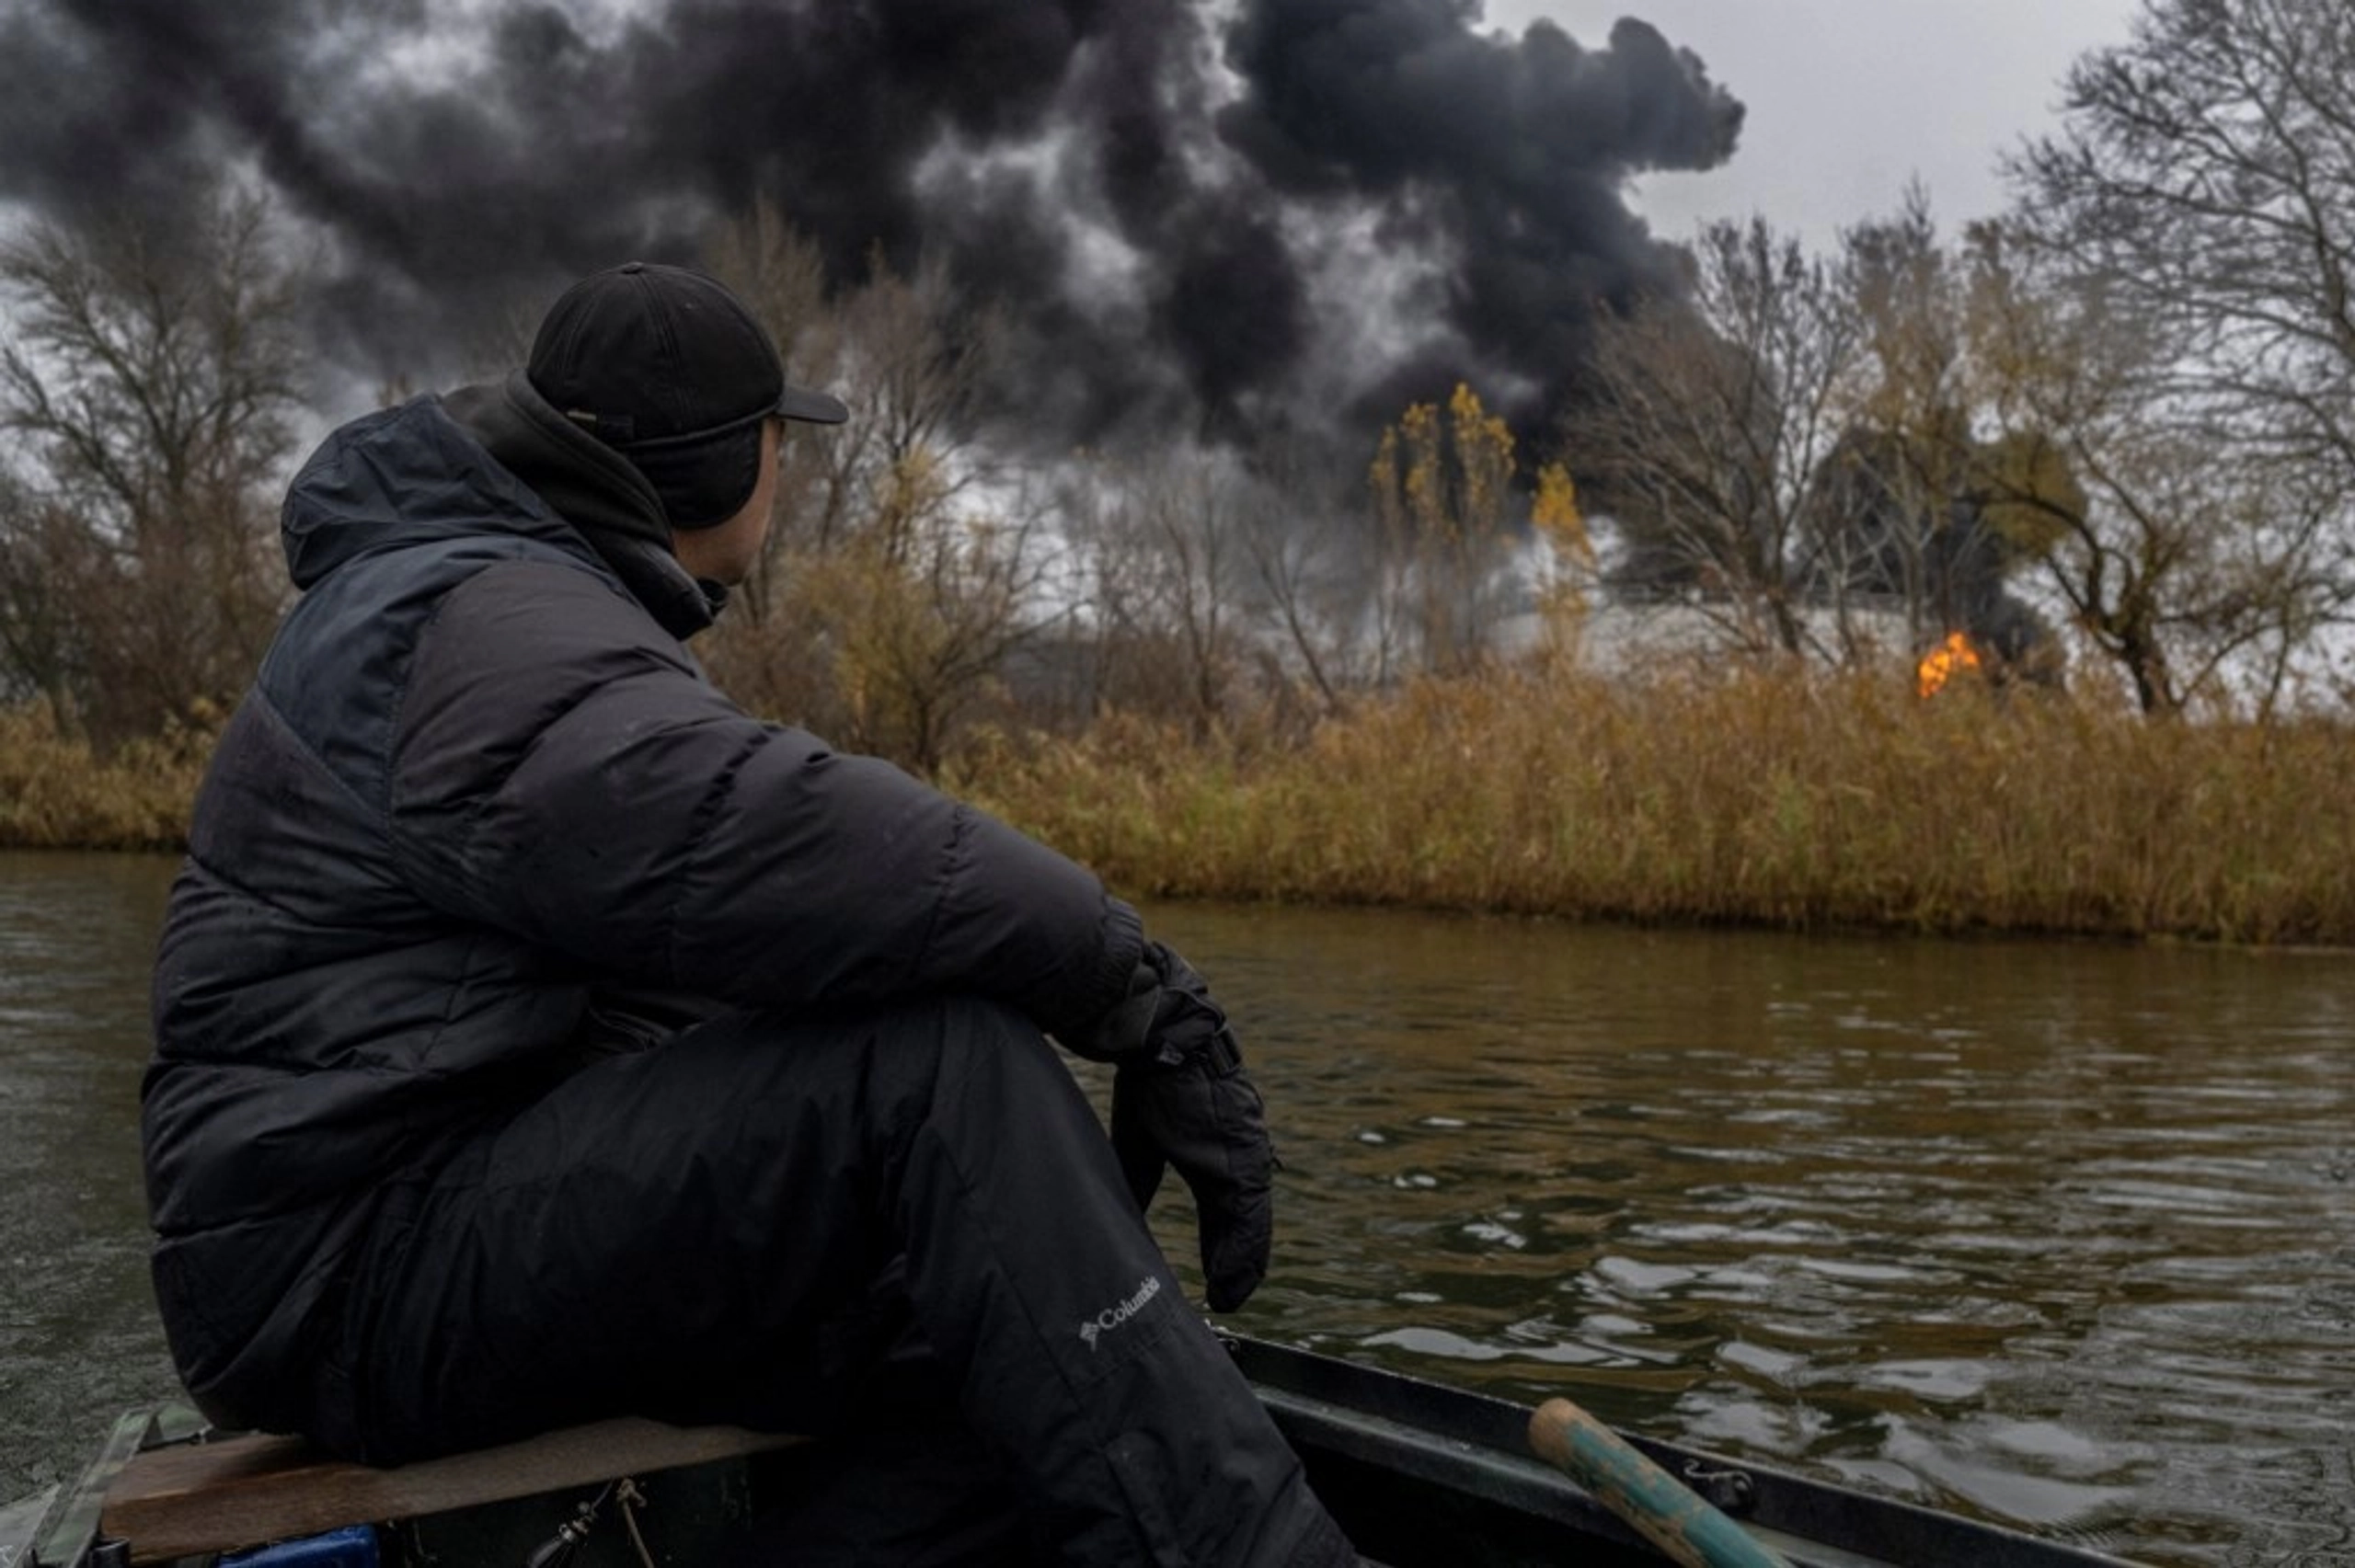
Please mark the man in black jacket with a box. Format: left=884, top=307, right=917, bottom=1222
left=144, top=262, right=1354, bottom=1566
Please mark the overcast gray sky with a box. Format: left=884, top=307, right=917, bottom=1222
left=1489, top=0, right=2146, bottom=250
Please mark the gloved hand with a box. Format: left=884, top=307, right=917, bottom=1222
left=1063, top=941, right=1275, bottom=1312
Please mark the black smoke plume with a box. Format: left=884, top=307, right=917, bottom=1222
left=0, top=0, right=1741, bottom=452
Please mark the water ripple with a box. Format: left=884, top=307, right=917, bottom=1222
left=11, top=872, right=2355, bottom=1568
left=1162, top=904, right=2355, bottom=1568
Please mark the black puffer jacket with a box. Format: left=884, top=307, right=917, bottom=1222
left=144, top=374, right=1143, bottom=1431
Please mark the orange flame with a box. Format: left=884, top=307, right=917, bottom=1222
left=1916, top=630, right=1982, bottom=698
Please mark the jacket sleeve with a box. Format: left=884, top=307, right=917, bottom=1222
left=387, top=557, right=1143, bottom=1038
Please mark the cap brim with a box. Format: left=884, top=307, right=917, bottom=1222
left=775, top=383, right=849, bottom=425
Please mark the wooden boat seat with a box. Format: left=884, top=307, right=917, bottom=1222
left=99, top=1418, right=807, bottom=1564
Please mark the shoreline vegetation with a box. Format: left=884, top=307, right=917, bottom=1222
left=0, top=704, right=210, bottom=854
left=954, top=669, right=2355, bottom=949
left=15, top=663, right=2351, bottom=949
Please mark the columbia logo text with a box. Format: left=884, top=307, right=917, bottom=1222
left=1078, top=1276, right=1162, bottom=1350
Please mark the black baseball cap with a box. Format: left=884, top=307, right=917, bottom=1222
left=527, top=261, right=847, bottom=528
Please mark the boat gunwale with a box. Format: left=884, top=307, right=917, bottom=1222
left=13, top=1336, right=2148, bottom=1568
left=1228, top=1333, right=2145, bottom=1568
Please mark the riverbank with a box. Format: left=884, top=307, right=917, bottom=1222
left=11, top=668, right=2353, bottom=945
left=953, top=665, right=2355, bottom=947
left=0, top=706, right=204, bottom=853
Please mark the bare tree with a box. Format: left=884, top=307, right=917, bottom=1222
left=801, top=468, right=1058, bottom=773
left=2010, top=0, right=2355, bottom=480
left=1788, top=195, right=2070, bottom=678
left=804, top=249, right=1000, bottom=563
left=1237, top=437, right=1363, bottom=719
left=1993, top=0, right=2355, bottom=710
left=0, top=475, right=96, bottom=712
left=1962, top=224, right=2355, bottom=714
left=1565, top=218, right=1861, bottom=661
left=0, top=185, right=308, bottom=743
left=1826, top=194, right=1979, bottom=646
left=1066, top=450, right=1258, bottom=734
left=696, top=219, right=1051, bottom=770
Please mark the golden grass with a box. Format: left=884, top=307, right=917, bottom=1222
left=0, top=703, right=208, bottom=852
left=953, top=664, right=2355, bottom=946
left=16, top=666, right=2354, bottom=947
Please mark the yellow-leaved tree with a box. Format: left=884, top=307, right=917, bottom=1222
left=1368, top=383, right=1514, bottom=678
left=1369, top=383, right=1588, bottom=677
left=1529, top=459, right=1592, bottom=667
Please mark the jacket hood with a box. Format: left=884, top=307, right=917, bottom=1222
left=281, top=373, right=718, bottom=639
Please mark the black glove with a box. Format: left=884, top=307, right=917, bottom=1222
left=1064, top=942, right=1275, bottom=1312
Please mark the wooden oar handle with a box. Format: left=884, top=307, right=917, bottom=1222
left=1527, top=1398, right=1794, bottom=1568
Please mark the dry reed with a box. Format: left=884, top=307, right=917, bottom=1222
left=0, top=704, right=209, bottom=852
left=954, top=665, right=2355, bottom=946
left=15, top=668, right=2352, bottom=947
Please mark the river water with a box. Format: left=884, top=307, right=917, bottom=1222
left=4, top=851, right=2353, bottom=1566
